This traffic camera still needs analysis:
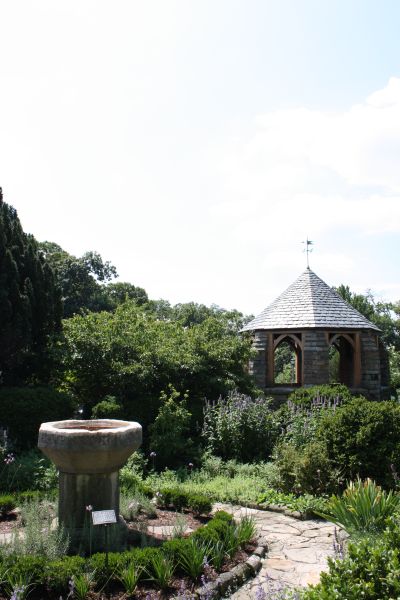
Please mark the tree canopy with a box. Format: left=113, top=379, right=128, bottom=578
left=39, top=242, right=148, bottom=317
left=335, top=284, right=400, bottom=350
left=0, top=189, right=62, bottom=384
left=56, top=300, right=255, bottom=427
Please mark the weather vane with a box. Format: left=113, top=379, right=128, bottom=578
left=302, top=237, right=314, bottom=269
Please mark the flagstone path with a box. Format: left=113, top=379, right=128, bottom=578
left=212, top=503, right=337, bottom=599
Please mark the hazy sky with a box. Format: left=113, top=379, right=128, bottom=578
left=1, top=1, right=399, bottom=315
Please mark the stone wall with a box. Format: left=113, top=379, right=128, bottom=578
left=302, top=331, right=329, bottom=385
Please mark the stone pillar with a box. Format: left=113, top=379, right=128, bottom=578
left=248, top=330, right=267, bottom=388
left=302, top=331, right=329, bottom=385
left=58, top=471, right=119, bottom=530
left=360, top=331, right=381, bottom=399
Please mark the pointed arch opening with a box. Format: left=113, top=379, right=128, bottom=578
left=328, top=333, right=355, bottom=386
left=273, top=334, right=302, bottom=385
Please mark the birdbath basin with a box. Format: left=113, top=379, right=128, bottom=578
left=38, top=419, right=142, bottom=548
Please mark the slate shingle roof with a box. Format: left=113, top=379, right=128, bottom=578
left=242, top=268, right=380, bottom=332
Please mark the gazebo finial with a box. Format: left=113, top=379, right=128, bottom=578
left=302, top=237, right=314, bottom=269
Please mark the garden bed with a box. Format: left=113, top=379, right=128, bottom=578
left=0, top=503, right=262, bottom=600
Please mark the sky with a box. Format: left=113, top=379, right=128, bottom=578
left=0, top=0, right=400, bottom=316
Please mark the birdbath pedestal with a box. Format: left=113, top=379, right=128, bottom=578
left=38, top=419, right=142, bottom=549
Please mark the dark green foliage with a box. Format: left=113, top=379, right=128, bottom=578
left=0, top=191, right=62, bottom=384
left=302, top=519, right=400, bottom=599
left=213, top=510, right=234, bottom=523
left=274, top=441, right=340, bottom=495
left=149, top=387, right=193, bottom=468
left=335, top=285, right=400, bottom=351
left=162, top=538, right=189, bottom=565
left=44, top=556, right=86, bottom=594
left=0, top=554, right=46, bottom=587
left=0, top=494, right=16, bottom=514
left=316, top=398, right=400, bottom=487
left=0, top=452, right=57, bottom=493
left=0, top=387, right=76, bottom=450
left=91, top=396, right=123, bottom=419
left=170, top=490, right=189, bottom=511
left=87, top=547, right=161, bottom=586
left=39, top=242, right=118, bottom=317
left=105, top=281, right=148, bottom=307
left=187, top=494, right=212, bottom=515
left=202, top=391, right=279, bottom=462
left=148, top=485, right=211, bottom=514
left=288, top=384, right=353, bottom=408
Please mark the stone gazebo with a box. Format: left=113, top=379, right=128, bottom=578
left=242, top=268, right=389, bottom=401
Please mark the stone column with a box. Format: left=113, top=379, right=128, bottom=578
left=302, top=331, right=329, bottom=385
left=248, top=330, right=267, bottom=389
left=360, top=331, right=381, bottom=399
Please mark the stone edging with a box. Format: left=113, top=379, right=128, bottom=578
left=241, top=502, right=307, bottom=521
left=194, top=536, right=268, bottom=599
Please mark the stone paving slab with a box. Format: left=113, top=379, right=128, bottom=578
left=212, top=503, right=336, bottom=599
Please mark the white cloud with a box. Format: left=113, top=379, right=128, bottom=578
left=213, top=78, right=400, bottom=238
left=206, top=78, right=400, bottom=310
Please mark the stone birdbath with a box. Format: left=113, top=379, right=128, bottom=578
left=38, top=419, right=142, bottom=549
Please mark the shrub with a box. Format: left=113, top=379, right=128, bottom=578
left=213, top=510, right=234, bottom=523
left=202, top=391, right=279, bottom=462
left=149, top=387, right=194, bottom=468
left=273, top=441, right=340, bottom=495
left=193, top=525, right=219, bottom=546
left=45, top=556, right=86, bottom=595
left=91, top=396, right=123, bottom=419
left=0, top=494, right=16, bottom=515
left=162, top=538, right=189, bottom=566
left=0, top=450, right=57, bottom=492
left=316, top=398, right=400, bottom=487
left=0, top=387, right=76, bottom=450
left=169, top=490, right=188, bottom=511
left=318, top=478, right=400, bottom=536
left=288, top=384, right=353, bottom=408
left=1, top=555, right=46, bottom=589
left=187, top=494, right=212, bottom=516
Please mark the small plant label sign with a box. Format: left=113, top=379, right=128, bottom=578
left=92, top=509, right=117, bottom=525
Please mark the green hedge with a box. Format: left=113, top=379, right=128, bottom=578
left=155, top=487, right=212, bottom=514
left=0, top=386, right=76, bottom=449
